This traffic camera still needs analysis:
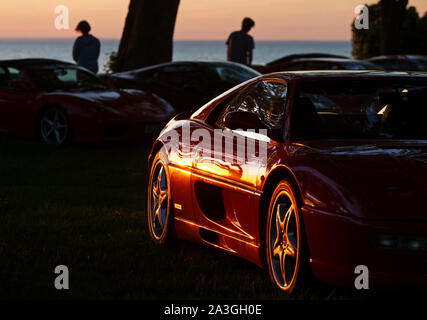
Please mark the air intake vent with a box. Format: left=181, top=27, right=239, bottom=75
left=199, top=228, right=219, bottom=244
left=194, top=181, right=226, bottom=221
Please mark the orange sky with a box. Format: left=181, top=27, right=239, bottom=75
left=1, top=0, right=426, bottom=40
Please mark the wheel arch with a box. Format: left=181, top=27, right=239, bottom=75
left=148, top=140, right=166, bottom=171
left=258, top=165, right=304, bottom=268
left=35, top=103, right=69, bottom=138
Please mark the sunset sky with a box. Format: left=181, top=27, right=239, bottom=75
left=1, top=0, right=426, bottom=41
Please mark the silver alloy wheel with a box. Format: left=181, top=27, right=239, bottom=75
left=40, top=108, right=69, bottom=145
left=149, top=163, right=169, bottom=240
left=268, top=193, right=299, bottom=289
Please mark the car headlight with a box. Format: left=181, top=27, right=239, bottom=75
left=371, top=234, right=427, bottom=251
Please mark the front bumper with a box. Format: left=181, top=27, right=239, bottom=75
left=302, top=206, right=427, bottom=290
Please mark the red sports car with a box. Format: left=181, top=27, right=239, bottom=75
left=147, top=71, right=427, bottom=293
left=0, top=59, right=175, bottom=145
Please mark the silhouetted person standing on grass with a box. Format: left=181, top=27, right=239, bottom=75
left=73, top=21, right=101, bottom=73
left=226, top=18, right=255, bottom=66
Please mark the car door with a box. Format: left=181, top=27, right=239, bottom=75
left=0, top=67, right=35, bottom=135
left=190, top=79, right=288, bottom=246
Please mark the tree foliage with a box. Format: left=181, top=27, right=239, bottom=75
left=352, top=1, right=427, bottom=59
left=352, top=3, right=381, bottom=59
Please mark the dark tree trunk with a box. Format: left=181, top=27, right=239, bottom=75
left=379, top=0, right=408, bottom=55
left=117, top=0, right=180, bottom=72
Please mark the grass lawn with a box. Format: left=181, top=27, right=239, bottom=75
left=0, top=137, right=363, bottom=300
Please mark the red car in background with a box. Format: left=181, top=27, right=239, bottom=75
left=366, top=55, right=427, bottom=72
left=0, top=59, right=175, bottom=145
left=147, top=71, right=427, bottom=293
left=253, top=57, right=380, bottom=74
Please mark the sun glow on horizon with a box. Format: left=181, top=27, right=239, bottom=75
left=0, top=0, right=426, bottom=41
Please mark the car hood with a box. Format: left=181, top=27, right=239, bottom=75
left=302, top=139, right=427, bottom=221
left=44, top=89, right=175, bottom=121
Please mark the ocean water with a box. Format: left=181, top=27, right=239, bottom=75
left=0, top=39, right=352, bottom=72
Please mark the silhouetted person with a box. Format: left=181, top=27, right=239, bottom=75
left=226, top=18, right=255, bottom=66
left=73, top=21, right=101, bottom=73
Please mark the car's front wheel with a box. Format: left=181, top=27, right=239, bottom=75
left=39, top=107, right=70, bottom=146
left=266, top=180, right=307, bottom=293
left=147, top=151, right=173, bottom=244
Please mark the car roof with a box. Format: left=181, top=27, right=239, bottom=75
left=266, top=53, right=349, bottom=66
left=116, top=60, right=259, bottom=75
left=267, top=70, right=427, bottom=82
left=367, top=55, right=427, bottom=61
left=0, top=59, right=74, bottom=69
left=291, top=58, right=369, bottom=63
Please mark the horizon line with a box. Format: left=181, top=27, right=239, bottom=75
left=0, top=37, right=352, bottom=42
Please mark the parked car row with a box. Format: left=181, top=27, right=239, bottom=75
left=1, top=54, right=426, bottom=293
left=1, top=53, right=425, bottom=146
left=252, top=53, right=427, bottom=73
left=0, top=59, right=261, bottom=145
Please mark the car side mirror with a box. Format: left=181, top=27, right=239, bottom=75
left=224, top=111, right=267, bottom=130
left=9, top=80, right=31, bottom=92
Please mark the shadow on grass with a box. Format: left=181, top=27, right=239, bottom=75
left=0, top=137, right=404, bottom=300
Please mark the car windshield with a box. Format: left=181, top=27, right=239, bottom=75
left=213, top=64, right=260, bottom=85
left=26, top=66, right=110, bottom=92
left=412, top=58, right=427, bottom=72
left=294, top=79, right=427, bottom=140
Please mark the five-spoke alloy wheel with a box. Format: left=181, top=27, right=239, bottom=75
left=266, top=180, right=304, bottom=293
left=40, top=107, right=70, bottom=146
left=148, top=151, right=172, bottom=244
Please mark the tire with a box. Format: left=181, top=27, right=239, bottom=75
left=147, top=150, right=173, bottom=244
left=39, top=107, right=70, bottom=146
left=266, top=179, right=309, bottom=293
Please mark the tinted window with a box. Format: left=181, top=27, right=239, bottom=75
left=8, top=67, right=20, bottom=75
left=302, top=61, right=330, bottom=70
left=27, top=66, right=108, bottom=92
left=284, top=61, right=329, bottom=71
left=213, top=64, right=260, bottom=85
left=216, top=81, right=287, bottom=138
left=373, top=59, right=414, bottom=71
left=411, top=58, right=427, bottom=72
left=292, top=80, right=427, bottom=140
left=340, top=61, right=378, bottom=70
left=0, top=66, right=31, bottom=90
left=153, top=64, right=201, bottom=88
left=283, top=62, right=305, bottom=71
